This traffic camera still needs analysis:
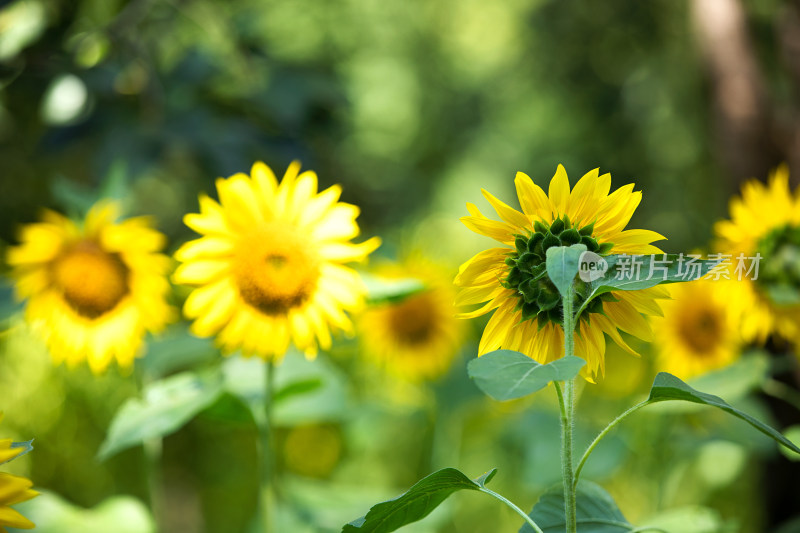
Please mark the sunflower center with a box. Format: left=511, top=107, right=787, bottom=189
left=678, top=308, right=722, bottom=354
left=755, top=224, right=800, bottom=303
left=51, top=240, right=130, bottom=318
left=387, top=292, right=438, bottom=346
left=234, top=223, right=319, bottom=315
left=503, top=215, right=615, bottom=326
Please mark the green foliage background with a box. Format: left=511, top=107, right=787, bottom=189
left=1, top=0, right=799, bottom=532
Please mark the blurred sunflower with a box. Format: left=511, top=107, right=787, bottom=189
left=359, top=257, right=464, bottom=381
left=652, top=280, right=741, bottom=379
left=455, top=165, right=667, bottom=380
left=0, top=414, right=37, bottom=532
left=6, top=202, right=174, bottom=374
left=282, top=424, right=342, bottom=478
left=174, top=161, right=381, bottom=360
left=714, top=165, right=800, bottom=345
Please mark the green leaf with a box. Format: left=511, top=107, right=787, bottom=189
left=575, top=254, right=721, bottom=319
left=223, top=352, right=348, bottom=425
left=140, top=323, right=218, bottom=379
left=545, top=244, right=587, bottom=297
left=520, top=481, right=633, bottom=532
left=648, top=372, right=800, bottom=454
left=272, top=378, right=323, bottom=403
left=342, top=468, right=494, bottom=533
left=97, top=370, right=224, bottom=460
left=468, top=350, right=586, bottom=401
left=361, top=273, right=426, bottom=305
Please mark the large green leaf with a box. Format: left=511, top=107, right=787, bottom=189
left=545, top=244, right=586, bottom=298
left=342, top=468, right=496, bottom=533
left=648, top=372, right=800, bottom=454
left=520, top=481, right=633, bottom=533
left=468, top=350, right=586, bottom=401
left=575, top=254, right=721, bottom=318
left=97, top=370, right=224, bottom=460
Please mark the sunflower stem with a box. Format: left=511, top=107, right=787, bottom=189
left=559, top=287, right=577, bottom=533
left=258, top=359, right=277, bottom=533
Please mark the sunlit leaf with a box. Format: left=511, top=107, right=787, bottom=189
left=342, top=468, right=495, bottom=533
left=468, top=350, right=586, bottom=401
left=98, top=370, right=224, bottom=460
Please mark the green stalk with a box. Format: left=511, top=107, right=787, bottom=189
left=573, top=400, right=649, bottom=488
left=559, top=290, right=577, bottom=533
left=258, top=360, right=277, bottom=533
left=478, top=486, right=545, bottom=533
left=138, top=368, right=163, bottom=530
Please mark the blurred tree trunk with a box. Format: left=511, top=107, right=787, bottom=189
left=693, top=5, right=800, bottom=529
left=690, top=0, right=779, bottom=191
left=776, top=1, right=800, bottom=183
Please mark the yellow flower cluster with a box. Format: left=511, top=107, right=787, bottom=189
left=7, top=160, right=800, bottom=383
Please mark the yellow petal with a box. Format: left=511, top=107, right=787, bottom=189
left=515, top=172, right=552, bottom=220
left=481, top=189, right=530, bottom=229
left=548, top=164, right=570, bottom=215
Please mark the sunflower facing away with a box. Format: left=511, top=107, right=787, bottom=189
left=0, top=414, right=37, bottom=532
left=359, top=257, right=464, bottom=381
left=714, top=165, right=800, bottom=345
left=6, top=202, right=174, bottom=374
left=174, top=161, right=381, bottom=360
left=455, top=165, right=668, bottom=380
left=652, top=280, right=741, bottom=379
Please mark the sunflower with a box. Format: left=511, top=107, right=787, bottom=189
left=6, top=202, right=174, bottom=374
left=0, top=414, right=37, bottom=532
left=359, top=257, right=464, bottom=381
left=714, top=165, right=800, bottom=344
left=652, top=280, right=741, bottom=379
left=174, top=161, right=381, bottom=360
left=454, top=165, right=668, bottom=380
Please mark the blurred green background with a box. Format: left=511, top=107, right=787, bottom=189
left=2, top=0, right=800, bottom=532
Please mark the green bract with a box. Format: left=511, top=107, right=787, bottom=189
left=503, top=216, right=612, bottom=326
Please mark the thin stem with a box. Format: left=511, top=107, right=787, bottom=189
left=573, top=400, right=650, bottom=489
left=258, top=360, right=276, bottom=533
left=478, top=486, right=545, bottom=533
left=143, top=437, right=163, bottom=528
left=560, top=290, right=577, bottom=533
left=138, top=368, right=163, bottom=530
